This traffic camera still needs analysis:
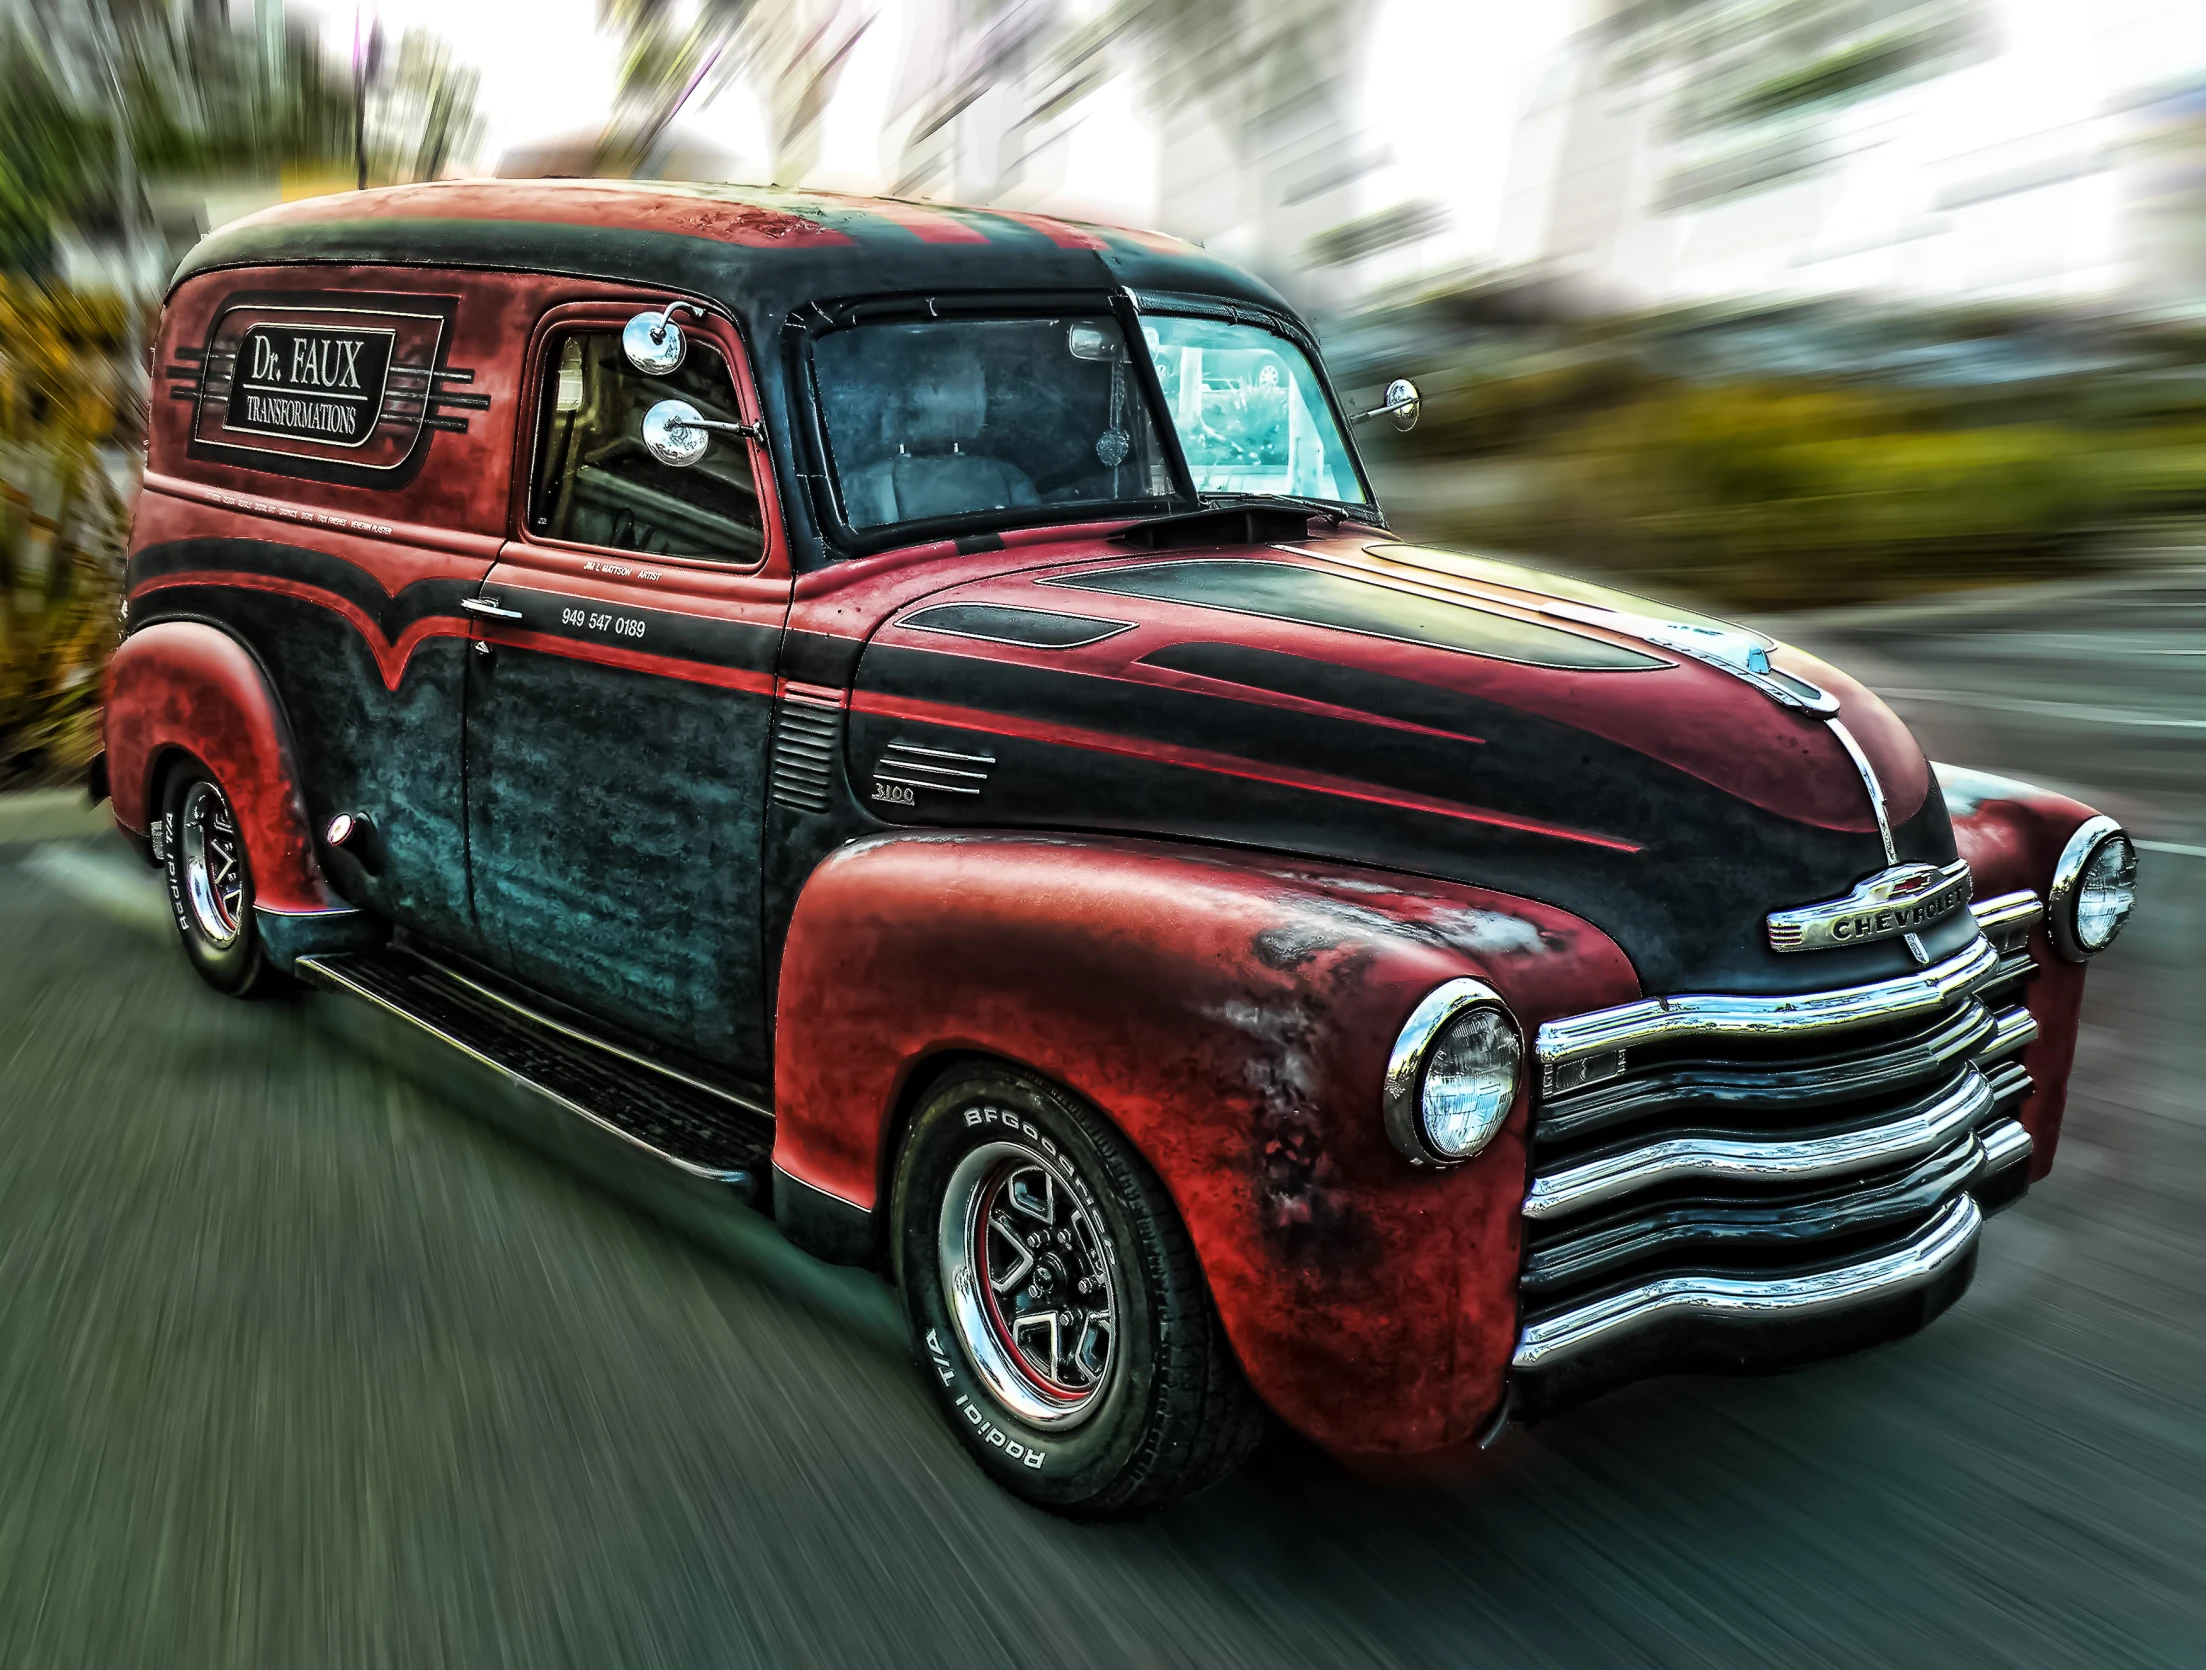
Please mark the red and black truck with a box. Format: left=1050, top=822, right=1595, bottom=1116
left=101, top=179, right=2138, bottom=1515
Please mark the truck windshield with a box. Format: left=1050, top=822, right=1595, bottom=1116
left=813, top=316, right=1174, bottom=531
left=1136, top=315, right=1367, bottom=506
left=810, top=308, right=1367, bottom=539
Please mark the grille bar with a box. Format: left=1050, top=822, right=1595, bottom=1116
left=1535, top=998, right=1995, bottom=1143
left=1517, top=885, right=2046, bottom=1385
left=1525, top=1065, right=1991, bottom=1222
left=1537, top=934, right=2000, bottom=1070
left=1521, top=1134, right=1985, bottom=1307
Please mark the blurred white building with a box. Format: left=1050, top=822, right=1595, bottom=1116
left=1338, top=0, right=2206, bottom=310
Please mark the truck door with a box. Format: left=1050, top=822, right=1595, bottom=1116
left=462, top=302, right=790, bottom=1076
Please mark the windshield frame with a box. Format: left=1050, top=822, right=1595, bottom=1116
left=790, top=287, right=1385, bottom=559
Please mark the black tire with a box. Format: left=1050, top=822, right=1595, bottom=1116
left=891, top=1062, right=1265, bottom=1518
left=158, top=758, right=288, bottom=999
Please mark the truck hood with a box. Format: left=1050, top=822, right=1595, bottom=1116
left=845, top=531, right=1965, bottom=996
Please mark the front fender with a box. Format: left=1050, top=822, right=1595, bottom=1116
left=104, top=620, right=337, bottom=915
left=771, top=830, right=1640, bottom=1455
left=1937, top=763, right=2109, bottom=1181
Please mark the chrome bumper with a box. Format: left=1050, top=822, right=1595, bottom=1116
left=1515, top=1191, right=1982, bottom=1377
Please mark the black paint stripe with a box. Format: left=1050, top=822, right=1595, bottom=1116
left=130, top=538, right=475, bottom=634
left=899, top=602, right=1134, bottom=650
left=1140, top=640, right=1488, bottom=740
left=1046, top=559, right=1664, bottom=671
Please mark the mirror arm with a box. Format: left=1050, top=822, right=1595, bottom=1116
left=648, top=299, right=705, bottom=347
left=671, top=415, right=766, bottom=443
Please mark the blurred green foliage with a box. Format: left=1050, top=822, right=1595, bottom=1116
left=0, top=5, right=351, bottom=271
left=1360, top=297, right=2206, bottom=608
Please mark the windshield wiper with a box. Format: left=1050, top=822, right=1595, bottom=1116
left=1195, top=491, right=1368, bottom=529
left=1114, top=499, right=1331, bottom=551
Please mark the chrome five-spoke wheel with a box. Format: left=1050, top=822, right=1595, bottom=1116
left=940, top=1140, right=1118, bottom=1428
left=179, top=779, right=245, bottom=949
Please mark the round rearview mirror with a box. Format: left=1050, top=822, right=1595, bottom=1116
left=642, top=398, right=709, bottom=467
left=624, top=310, right=687, bottom=375
left=1384, top=377, right=1422, bottom=433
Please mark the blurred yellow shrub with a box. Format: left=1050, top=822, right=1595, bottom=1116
left=0, top=279, right=134, bottom=789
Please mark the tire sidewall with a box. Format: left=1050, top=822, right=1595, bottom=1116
left=160, top=759, right=262, bottom=995
left=893, top=1068, right=1163, bottom=1509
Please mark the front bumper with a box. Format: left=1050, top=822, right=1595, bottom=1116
left=1512, top=892, right=2043, bottom=1421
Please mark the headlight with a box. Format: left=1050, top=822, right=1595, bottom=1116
left=2049, top=816, right=2137, bottom=961
left=1383, top=979, right=1522, bottom=1166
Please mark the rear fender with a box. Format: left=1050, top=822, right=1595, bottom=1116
left=1937, top=763, right=2106, bottom=1180
left=771, top=830, right=1640, bottom=1455
left=104, top=620, right=339, bottom=916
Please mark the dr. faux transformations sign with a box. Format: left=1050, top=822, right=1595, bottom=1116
left=223, top=323, right=396, bottom=448
left=184, top=293, right=462, bottom=488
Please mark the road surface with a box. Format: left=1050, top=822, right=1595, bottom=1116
left=1, top=574, right=2199, bottom=1668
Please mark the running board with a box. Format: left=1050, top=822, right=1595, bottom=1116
left=296, top=947, right=773, bottom=1198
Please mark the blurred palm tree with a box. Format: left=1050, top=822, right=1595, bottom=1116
left=887, top=0, right=1372, bottom=273
left=597, top=0, right=874, bottom=185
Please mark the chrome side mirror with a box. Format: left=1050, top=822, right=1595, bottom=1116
left=1354, top=377, right=1422, bottom=432
left=641, top=398, right=763, bottom=467
left=624, top=301, right=704, bottom=375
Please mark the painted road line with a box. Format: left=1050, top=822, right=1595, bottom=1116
left=2138, top=840, right=2206, bottom=860
left=20, top=842, right=172, bottom=938
left=1879, top=689, right=2206, bottom=730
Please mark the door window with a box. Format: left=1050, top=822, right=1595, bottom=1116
left=529, top=330, right=766, bottom=563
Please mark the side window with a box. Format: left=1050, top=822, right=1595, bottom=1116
left=529, top=330, right=766, bottom=563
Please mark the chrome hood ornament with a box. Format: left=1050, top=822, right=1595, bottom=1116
left=1530, top=603, right=1839, bottom=715
left=1767, top=859, right=1974, bottom=955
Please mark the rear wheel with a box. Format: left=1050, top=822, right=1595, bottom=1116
left=891, top=1063, right=1264, bottom=1517
left=160, top=760, right=286, bottom=998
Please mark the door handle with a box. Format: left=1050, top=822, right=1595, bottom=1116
left=461, top=597, right=524, bottom=621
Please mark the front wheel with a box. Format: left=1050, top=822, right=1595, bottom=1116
left=891, top=1063, right=1264, bottom=1517
left=159, top=760, right=287, bottom=999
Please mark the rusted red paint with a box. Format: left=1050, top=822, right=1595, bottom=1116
left=772, top=831, right=1641, bottom=1454
left=1948, top=777, right=2105, bottom=1178
left=982, top=208, right=1112, bottom=250
left=225, top=179, right=856, bottom=248
left=835, top=196, right=993, bottom=244
left=104, top=620, right=337, bottom=914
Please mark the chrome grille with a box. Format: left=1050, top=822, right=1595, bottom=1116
left=1519, top=890, right=2045, bottom=1354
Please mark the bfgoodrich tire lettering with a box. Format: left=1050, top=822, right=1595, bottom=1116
left=892, top=1063, right=1264, bottom=1517
left=159, top=758, right=287, bottom=999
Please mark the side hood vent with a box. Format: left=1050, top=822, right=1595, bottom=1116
left=770, top=684, right=844, bottom=812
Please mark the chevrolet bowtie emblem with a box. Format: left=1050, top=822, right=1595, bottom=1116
left=1767, top=860, right=1974, bottom=954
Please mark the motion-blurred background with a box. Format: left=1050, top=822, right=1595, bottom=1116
left=6, top=0, right=2206, bottom=785
left=0, top=6, right=2201, bottom=1666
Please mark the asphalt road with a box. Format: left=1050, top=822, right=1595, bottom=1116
left=2, top=574, right=2201, bottom=1669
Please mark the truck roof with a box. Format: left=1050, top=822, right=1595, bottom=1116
left=171, top=179, right=1290, bottom=329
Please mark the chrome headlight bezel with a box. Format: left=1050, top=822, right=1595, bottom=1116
left=2047, top=815, right=2137, bottom=962
left=1382, top=977, right=1523, bottom=1168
